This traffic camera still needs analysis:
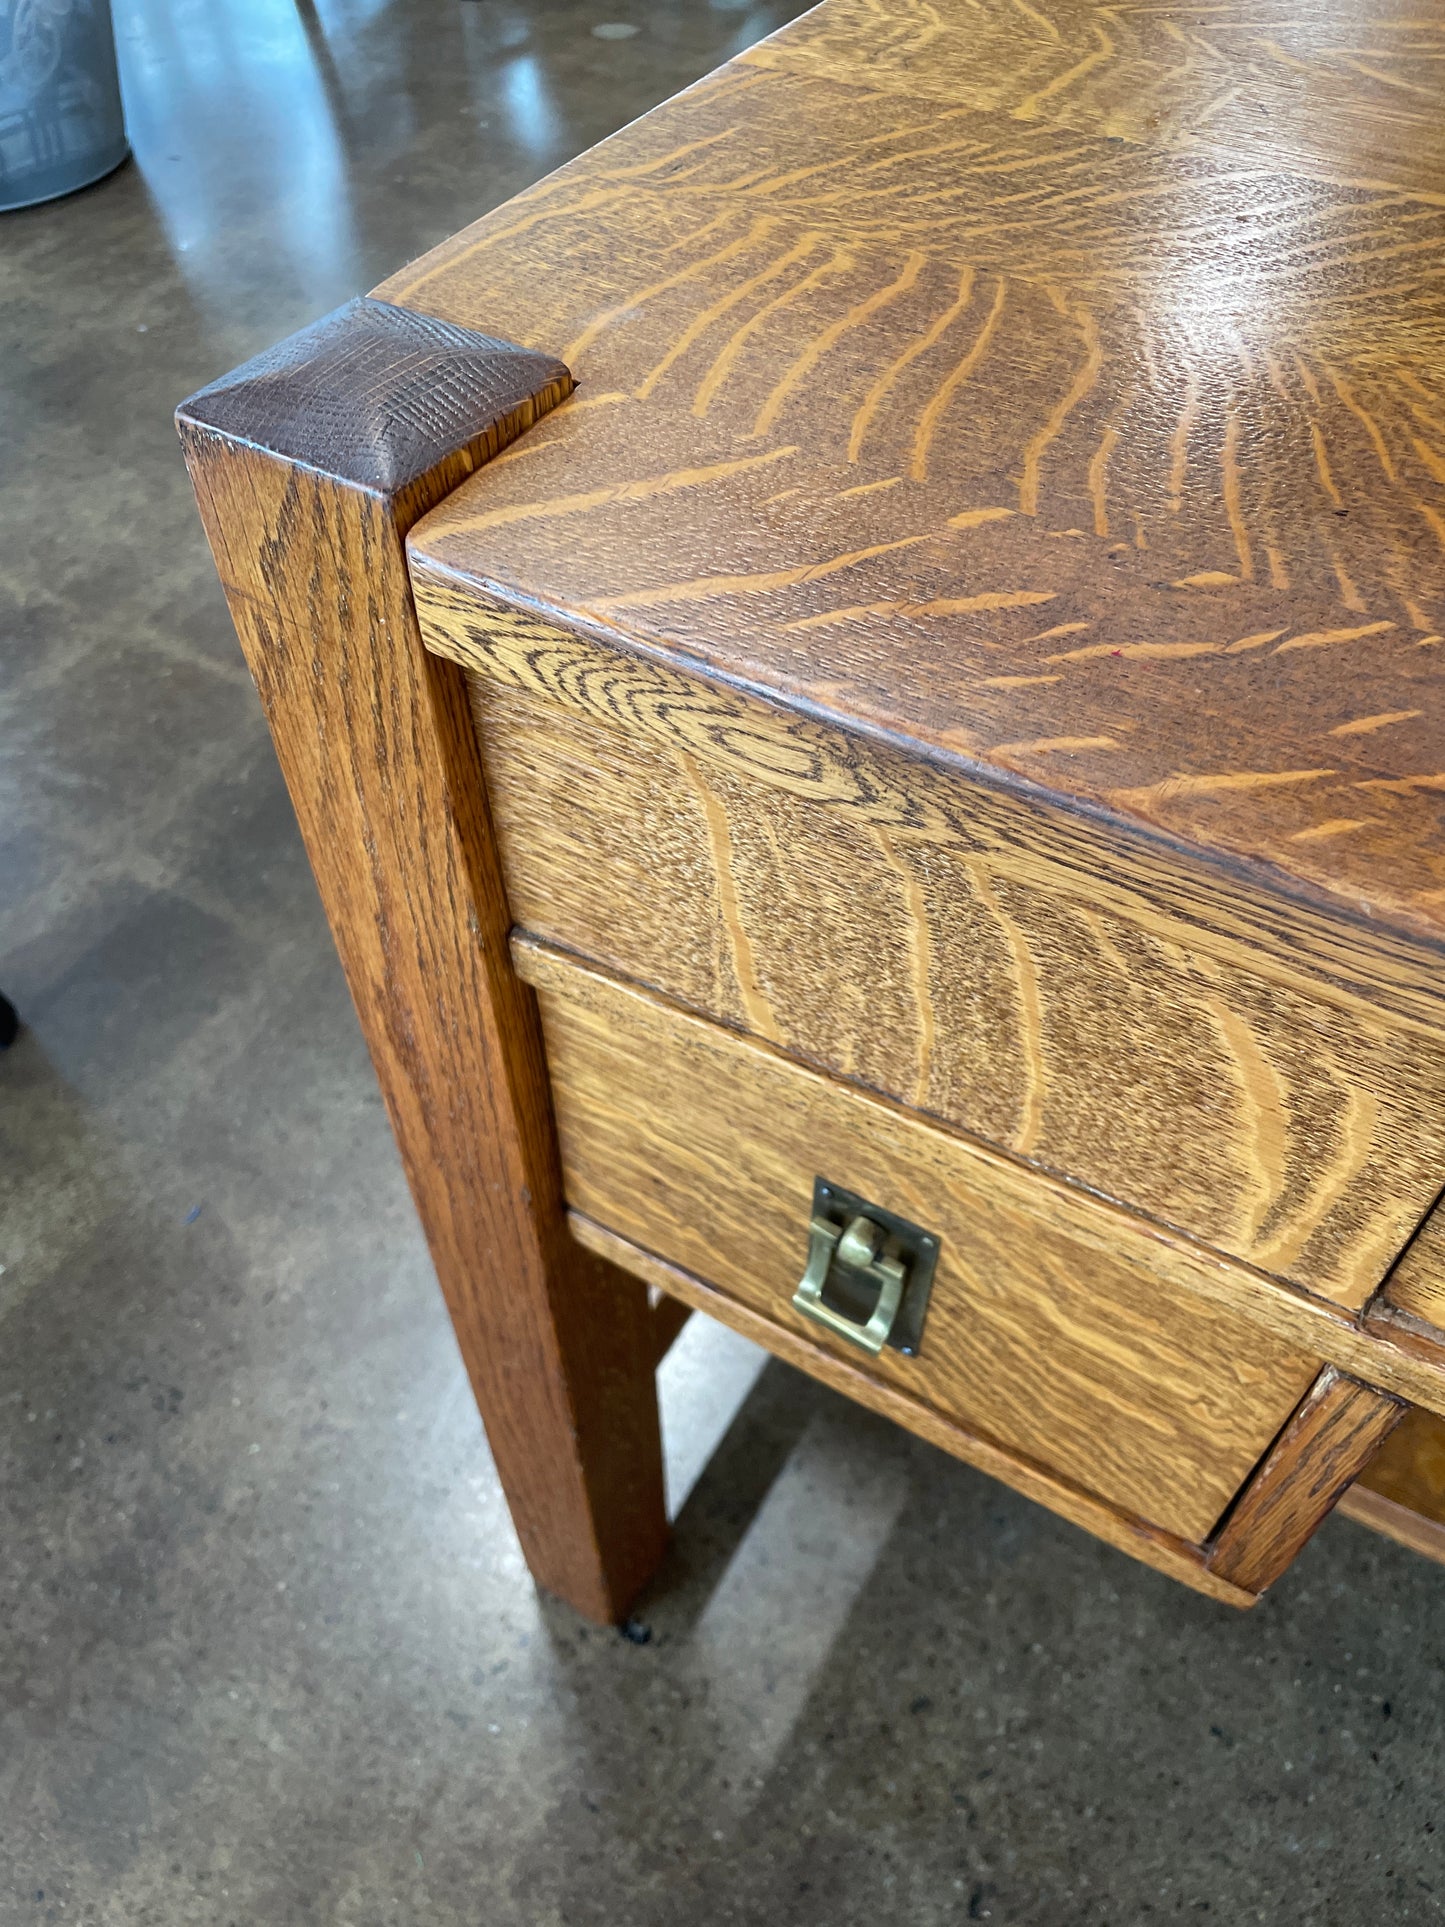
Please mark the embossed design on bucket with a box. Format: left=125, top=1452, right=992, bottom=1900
left=0, top=0, right=128, bottom=211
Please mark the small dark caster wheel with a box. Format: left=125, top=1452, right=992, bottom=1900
left=0, top=994, right=18, bottom=1049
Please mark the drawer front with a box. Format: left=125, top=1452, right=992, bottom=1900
left=413, top=582, right=1445, bottom=1312
left=514, top=937, right=1322, bottom=1545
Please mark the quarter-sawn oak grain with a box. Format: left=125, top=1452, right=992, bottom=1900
left=384, top=0, right=1445, bottom=951
left=417, top=585, right=1445, bottom=1308
left=177, top=298, right=668, bottom=1625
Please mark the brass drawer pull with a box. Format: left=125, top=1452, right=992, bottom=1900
left=791, top=1177, right=940, bottom=1356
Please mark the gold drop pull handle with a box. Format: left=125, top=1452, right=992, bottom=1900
left=790, top=1178, right=940, bottom=1357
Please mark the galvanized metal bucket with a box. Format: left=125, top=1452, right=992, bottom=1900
left=0, top=0, right=128, bottom=211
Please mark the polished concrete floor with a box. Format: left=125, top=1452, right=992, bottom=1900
left=3, top=2, right=1444, bottom=1921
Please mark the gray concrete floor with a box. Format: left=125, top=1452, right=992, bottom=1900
left=2, top=2, right=1443, bottom=1921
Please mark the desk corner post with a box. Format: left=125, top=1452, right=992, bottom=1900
left=176, top=296, right=668, bottom=1624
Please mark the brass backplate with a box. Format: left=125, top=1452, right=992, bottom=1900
left=808, top=1176, right=941, bottom=1356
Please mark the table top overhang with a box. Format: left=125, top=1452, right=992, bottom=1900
left=384, top=0, right=1445, bottom=947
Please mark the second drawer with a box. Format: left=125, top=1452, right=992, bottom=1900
left=513, top=936, right=1322, bottom=1547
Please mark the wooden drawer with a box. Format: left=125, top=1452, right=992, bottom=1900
left=412, top=581, right=1445, bottom=1314
left=513, top=936, right=1324, bottom=1553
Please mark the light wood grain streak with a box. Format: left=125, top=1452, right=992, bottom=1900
left=635, top=232, right=822, bottom=401
left=750, top=250, right=910, bottom=437
left=1018, top=293, right=1100, bottom=515
left=1255, top=1082, right=1382, bottom=1278
left=564, top=214, right=778, bottom=365
left=909, top=273, right=1007, bottom=483
left=965, top=860, right=1046, bottom=1155
left=694, top=246, right=858, bottom=416
left=678, top=749, right=782, bottom=1041
left=845, top=249, right=935, bottom=459
left=1199, top=990, right=1287, bottom=1248
left=875, top=827, right=935, bottom=1106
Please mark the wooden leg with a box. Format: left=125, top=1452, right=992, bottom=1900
left=177, top=298, right=668, bottom=1623
left=1206, top=1365, right=1405, bottom=1594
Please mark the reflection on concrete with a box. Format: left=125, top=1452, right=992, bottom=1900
left=499, top=53, right=560, bottom=158
left=119, top=0, right=361, bottom=315
left=658, top=1310, right=769, bottom=1515
left=693, top=1404, right=910, bottom=1803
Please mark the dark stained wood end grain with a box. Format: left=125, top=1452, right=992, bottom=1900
left=177, top=295, right=573, bottom=501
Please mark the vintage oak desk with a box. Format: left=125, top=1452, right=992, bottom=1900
left=179, top=0, right=1445, bottom=1620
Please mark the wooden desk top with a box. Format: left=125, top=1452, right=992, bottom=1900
left=382, top=0, right=1445, bottom=948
